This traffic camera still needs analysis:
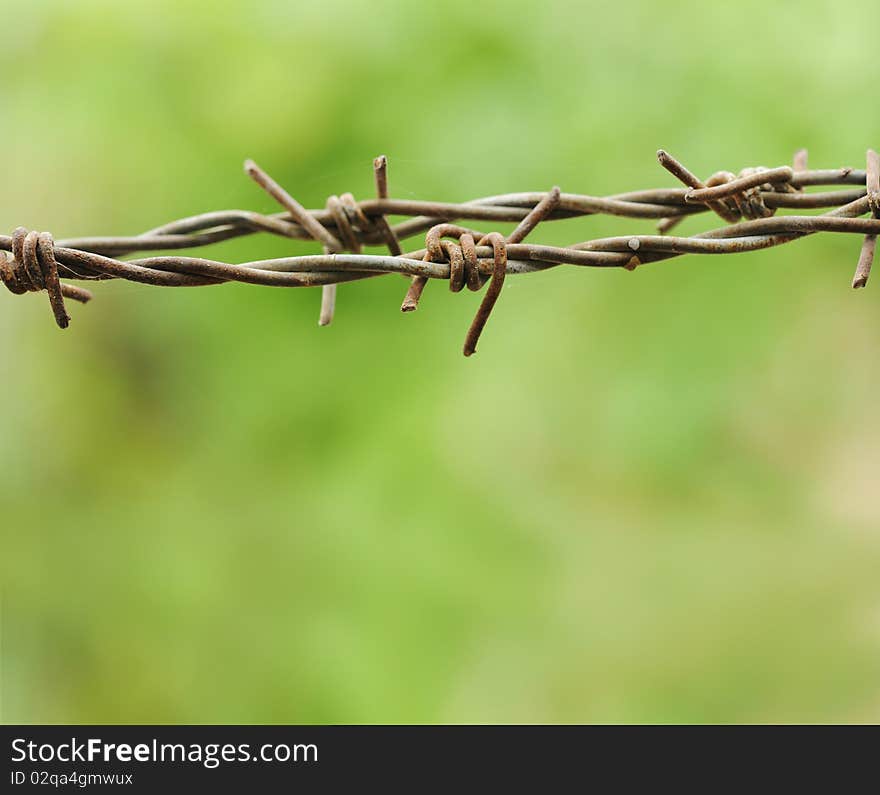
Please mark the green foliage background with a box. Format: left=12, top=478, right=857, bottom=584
left=2, top=0, right=879, bottom=723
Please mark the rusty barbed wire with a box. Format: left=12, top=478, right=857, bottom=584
left=1, top=148, right=879, bottom=356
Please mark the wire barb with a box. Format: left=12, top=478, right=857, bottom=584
left=2, top=149, right=879, bottom=356
left=245, top=158, right=347, bottom=324
left=372, top=155, right=402, bottom=257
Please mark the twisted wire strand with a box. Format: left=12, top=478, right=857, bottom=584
left=1, top=149, right=878, bottom=355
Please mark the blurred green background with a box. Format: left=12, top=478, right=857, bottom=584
left=2, top=0, right=879, bottom=724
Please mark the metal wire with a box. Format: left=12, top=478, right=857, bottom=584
left=1, top=148, right=878, bottom=356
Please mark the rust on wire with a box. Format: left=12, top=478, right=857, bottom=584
left=1, top=148, right=879, bottom=356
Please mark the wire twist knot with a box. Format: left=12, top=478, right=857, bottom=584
left=424, top=224, right=489, bottom=292
left=1, top=227, right=94, bottom=327
left=325, top=193, right=371, bottom=250
left=421, top=224, right=509, bottom=356
left=692, top=166, right=794, bottom=221
left=1, top=228, right=72, bottom=328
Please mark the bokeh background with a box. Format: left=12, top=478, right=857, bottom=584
left=2, top=0, right=879, bottom=723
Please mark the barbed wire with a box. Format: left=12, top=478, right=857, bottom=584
left=1, top=148, right=878, bottom=356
